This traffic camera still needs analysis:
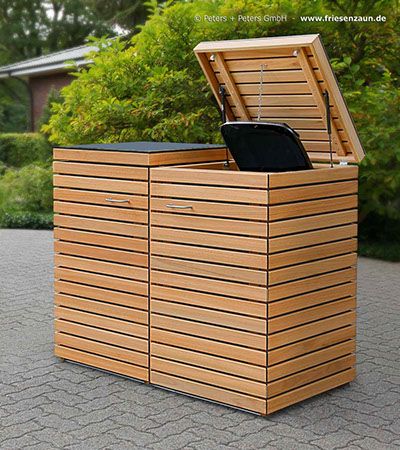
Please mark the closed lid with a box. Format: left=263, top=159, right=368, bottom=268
left=194, top=34, right=365, bottom=164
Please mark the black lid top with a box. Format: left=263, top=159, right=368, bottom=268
left=59, top=141, right=225, bottom=153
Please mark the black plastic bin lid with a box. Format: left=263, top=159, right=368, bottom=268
left=221, top=121, right=313, bottom=172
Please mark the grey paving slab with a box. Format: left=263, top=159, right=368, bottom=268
left=0, top=229, right=399, bottom=449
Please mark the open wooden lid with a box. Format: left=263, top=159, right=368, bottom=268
left=194, top=34, right=365, bottom=164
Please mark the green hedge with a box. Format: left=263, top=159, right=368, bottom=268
left=0, top=133, right=51, bottom=167
left=0, top=211, right=53, bottom=229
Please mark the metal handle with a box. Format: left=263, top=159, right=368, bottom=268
left=166, top=204, right=193, bottom=210
left=105, top=198, right=130, bottom=203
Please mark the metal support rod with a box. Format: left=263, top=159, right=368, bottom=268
left=219, top=85, right=230, bottom=168
left=324, top=90, right=334, bottom=168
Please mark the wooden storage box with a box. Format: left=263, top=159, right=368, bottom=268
left=53, top=142, right=226, bottom=382
left=148, top=34, right=365, bottom=414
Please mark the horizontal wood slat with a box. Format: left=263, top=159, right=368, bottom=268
left=151, top=227, right=266, bottom=254
left=55, top=333, right=148, bottom=367
left=152, top=357, right=266, bottom=398
left=151, top=183, right=268, bottom=204
left=55, top=306, right=148, bottom=339
left=151, top=241, right=267, bottom=270
left=55, top=280, right=147, bottom=311
left=55, top=254, right=148, bottom=281
left=55, top=319, right=148, bottom=353
left=55, top=346, right=148, bottom=381
left=151, top=329, right=266, bottom=366
left=54, top=175, right=148, bottom=195
left=53, top=148, right=150, bottom=165
left=151, top=256, right=266, bottom=286
left=53, top=161, right=148, bottom=180
left=151, top=285, right=266, bottom=318
left=55, top=268, right=148, bottom=296
left=152, top=314, right=266, bottom=350
left=151, top=371, right=266, bottom=414
left=152, top=213, right=267, bottom=237
left=54, top=201, right=148, bottom=224
left=54, top=188, right=148, bottom=209
left=151, top=299, right=266, bottom=334
left=54, top=228, right=147, bottom=252
left=54, top=216, right=148, bottom=238
left=268, top=354, right=355, bottom=398
left=54, top=241, right=148, bottom=267
left=267, top=368, right=355, bottom=414
left=151, top=198, right=267, bottom=221
left=151, top=343, right=265, bottom=382
left=55, top=294, right=148, bottom=324
left=151, top=271, right=266, bottom=302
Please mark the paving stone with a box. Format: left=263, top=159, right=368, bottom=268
left=0, top=230, right=399, bottom=449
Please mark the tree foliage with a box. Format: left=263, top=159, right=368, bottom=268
left=42, top=0, right=400, bottom=241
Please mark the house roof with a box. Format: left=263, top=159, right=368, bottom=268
left=0, top=43, right=98, bottom=79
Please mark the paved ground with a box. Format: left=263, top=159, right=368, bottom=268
left=0, top=229, right=399, bottom=450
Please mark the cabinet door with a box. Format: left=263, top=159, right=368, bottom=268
left=54, top=150, right=149, bottom=381
left=149, top=167, right=268, bottom=414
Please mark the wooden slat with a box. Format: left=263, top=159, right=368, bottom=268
left=269, top=267, right=356, bottom=301
left=55, top=346, right=148, bottom=381
left=54, top=188, right=148, bottom=209
left=151, top=299, right=266, bottom=334
left=217, top=70, right=307, bottom=84
left=55, top=319, right=148, bottom=352
left=151, top=227, right=266, bottom=254
left=268, top=282, right=356, bottom=317
left=54, top=228, right=147, bottom=252
left=269, top=297, right=355, bottom=334
left=152, top=271, right=266, bottom=302
left=268, top=355, right=355, bottom=398
left=151, top=285, right=266, bottom=318
left=240, top=94, right=315, bottom=107
left=151, top=198, right=266, bottom=221
left=269, top=195, right=357, bottom=221
left=215, top=54, right=250, bottom=121
left=212, top=56, right=300, bottom=72
left=152, top=372, right=265, bottom=414
left=152, top=329, right=266, bottom=366
left=151, top=167, right=267, bottom=188
left=53, top=175, right=148, bottom=195
left=152, top=315, right=266, bottom=350
left=54, top=148, right=149, bottom=165
left=54, top=241, right=148, bottom=267
left=233, top=106, right=321, bottom=118
left=151, top=343, right=265, bottom=382
left=269, top=180, right=357, bottom=204
left=221, top=48, right=299, bottom=59
left=148, top=149, right=228, bottom=167
left=55, top=254, right=148, bottom=281
left=151, top=213, right=267, bottom=238
left=269, top=224, right=357, bottom=253
left=237, top=82, right=310, bottom=95
left=151, top=256, right=266, bottom=286
left=53, top=161, right=148, bottom=180
left=269, top=210, right=357, bottom=238
left=55, top=333, right=148, bottom=367
left=269, top=324, right=356, bottom=365
left=269, top=253, right=357, bottom=285
left=55, top=280, right=147, bottom=311
left=269, top=239, right=357, bottom=269
left=152, top=357, right=265, bottom=398
left=151, top=183, right=267, bottom=204
left=151, top=241, right=267, bottom=270
left=268, top=340, right=355, bottom=382
left=267, top=368, right=355, bottom=414
left=55, top=294, right=148, bottom=324
left=268, top=311, right=356, bottom=350
left=54, top=215, right=148, bottom=238
left=55, top=306, right=148, bottom=338
left=54, top=202, right=148, bottom=224
left=55, top=268, right=148, bottom=296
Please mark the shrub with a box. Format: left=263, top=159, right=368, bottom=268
left=42, top=0, right=400, bottom=246
left=0, top=133, right=51, bottom=167
left=0, top=163, right=53, bottom=214
left=0, top=211, right=53, bottom=229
